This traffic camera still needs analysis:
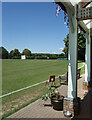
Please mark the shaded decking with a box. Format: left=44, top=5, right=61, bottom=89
left=7, top=74, right=91, bottom=119
left=74, top=85, right=92, bottom=120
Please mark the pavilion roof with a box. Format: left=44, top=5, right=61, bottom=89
left=55, top=0, right=92, bottom=34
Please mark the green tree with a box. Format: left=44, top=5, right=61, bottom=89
left=58, top=53, right=65, bottom=58
left=62, top=32, right=86, bottom=60
left=13, top=49, right=20, bottom=56
left=62, top=34, right=69, bottom=59
left=78, top=32, right=86, bottom=60
left=22, top=49, right=31, bottom=56
left=9, top=50, right=14, bottom=59
left=0, top=47, right=9, bottom=59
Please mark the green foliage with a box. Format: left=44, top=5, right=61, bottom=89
left=13, top=49, right=20, bottom=56
left=63, top=32, right=86, bottom=60
left=41, top=86, right=60, bottom=101
left=62, top=34, right=69, bottom=59
left=30, top=53, right=65, bottom=59
left=1, top=46, right=65, bottom=59
left=0, top=47, right=9, bottom=59
left=78, top=33, right=86, bottom=60
left=58, top=53, right=65, bottom=58
left=12, top=56, right=21, bottom=59
left=41, top=86, right=56, bottom=101
left=26, top=56, right=34, bottom=59
left=22, top=49, right=31, bottom=56
left=9, top=49, right=20, bottom=59
left=9, top=50, right=14, bottom=58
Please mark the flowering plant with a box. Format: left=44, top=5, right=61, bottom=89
left=41, top=86, right=60, bottom=101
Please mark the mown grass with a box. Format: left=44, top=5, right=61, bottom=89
left=78, top=61, right=85, bottom=75
left=1, top=83, right=49, bottom=119
left=2, top=59, right=68, bottom=95
left=2, top=59, right=68, bottom=119
left=1, top=59, right=85, bottom=119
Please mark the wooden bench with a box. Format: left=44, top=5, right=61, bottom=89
left=59, top=72, right=68, bottom=85
left=77, top=68, right=81, bottom=79
left=59, top=68, right=81, bottom=84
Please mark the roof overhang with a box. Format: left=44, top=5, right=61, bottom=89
left=55, top=0, right=92, bottom=35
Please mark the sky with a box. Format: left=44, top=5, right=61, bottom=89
left=2, top=2, right=69, bottom=54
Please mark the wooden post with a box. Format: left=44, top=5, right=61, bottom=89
left=60, top=4, right=80, bottom=117
left=83, top=30, right=91, bottom=89
left=90, top=36, right=92, bottom=86
left=67, top=5, right=78, bottom=99
left=85, top=31, right=91, bottom=83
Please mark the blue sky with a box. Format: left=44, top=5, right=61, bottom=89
left=2, top=2, right=69, bottom=54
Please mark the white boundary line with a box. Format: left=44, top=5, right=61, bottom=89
left=0, top=63, right=85, bottom=98
left=0, top=81, right=45, bottom=98
left=78, top=62, right=85, bottom=69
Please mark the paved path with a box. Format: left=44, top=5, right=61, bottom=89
left=77, top=74, right=88, bottom=99
left=7, top=74, right=89, bottom=119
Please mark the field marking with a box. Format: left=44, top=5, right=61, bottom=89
left=78, top=62, right=85, bottom=69
left=0, top=63, right=85, bottom=98
left=0, top=81, right=45, bottom=98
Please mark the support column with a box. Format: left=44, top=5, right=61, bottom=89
left=90, top=36, right=92, bottom=85
left=83, top=31, right=91, bottom=89
left=63, top=5, right=80, bottom=117
left=85, top=32, right=91, bottom=82
left=67, top=8, right=78, bottom=99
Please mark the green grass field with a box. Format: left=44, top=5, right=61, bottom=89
left=2, top=59, right=68, bottom=95
left=1, top=59, right=85, bottom=118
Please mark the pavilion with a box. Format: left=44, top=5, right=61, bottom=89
left=55, top=0, right=92, bottom=116
left=3, top=1, right=92, bottom=118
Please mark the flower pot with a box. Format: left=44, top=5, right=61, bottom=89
left=51, top=95, right=64, bottom=111
left=51, top=95, right=57, bottom=105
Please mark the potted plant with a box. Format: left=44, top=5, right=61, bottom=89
left=42, top=86, right=64, bottom=111
left=50, top=89, right=64, bottom=111
left=41, top=86, right=56, bottom=106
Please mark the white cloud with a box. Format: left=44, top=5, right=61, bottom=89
left=59, top=48, right=64, bottom=50
left=53, top=52, right=57, bottom=54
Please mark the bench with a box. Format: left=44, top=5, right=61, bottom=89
left=59, top=68, right=81, bottom=84
left=59, top=72, right=68, bottom=85
left=77, top=68, right=81, bottom=78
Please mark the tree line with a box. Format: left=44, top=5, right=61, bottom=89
left=0, top=32, right=86, bottom=60
left=0, top=47, right=65, bottom=59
